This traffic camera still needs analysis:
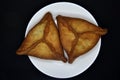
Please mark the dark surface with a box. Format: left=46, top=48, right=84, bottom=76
left=0, top=0, right=119, bottom=80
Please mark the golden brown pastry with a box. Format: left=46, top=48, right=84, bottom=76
left=16, top=12, right=67, bottom=62
left=56, top=15, right=107, bottom=63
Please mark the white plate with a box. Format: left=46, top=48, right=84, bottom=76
left=26, top=2, right=101, bottom=79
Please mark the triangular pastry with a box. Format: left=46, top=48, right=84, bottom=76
left=16, top=12, right=67, bottom=62
left=56, top=15, right=107, bottom=63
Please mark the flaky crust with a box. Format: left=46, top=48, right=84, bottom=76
left=56, top=15, right=107, bottom=63
left=16, top=12, right=67, bottom=62
left=16, top=12, right=107, bottom=63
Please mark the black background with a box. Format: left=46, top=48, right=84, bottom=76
left=0, top=0, right=119, bottom=80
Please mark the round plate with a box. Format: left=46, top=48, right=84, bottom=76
left=26, top=2, right=101, bottom=79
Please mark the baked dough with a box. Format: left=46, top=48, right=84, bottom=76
left=16, top=12, right=67, bottom=62
left=56, top=15, right=107, bottom=63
